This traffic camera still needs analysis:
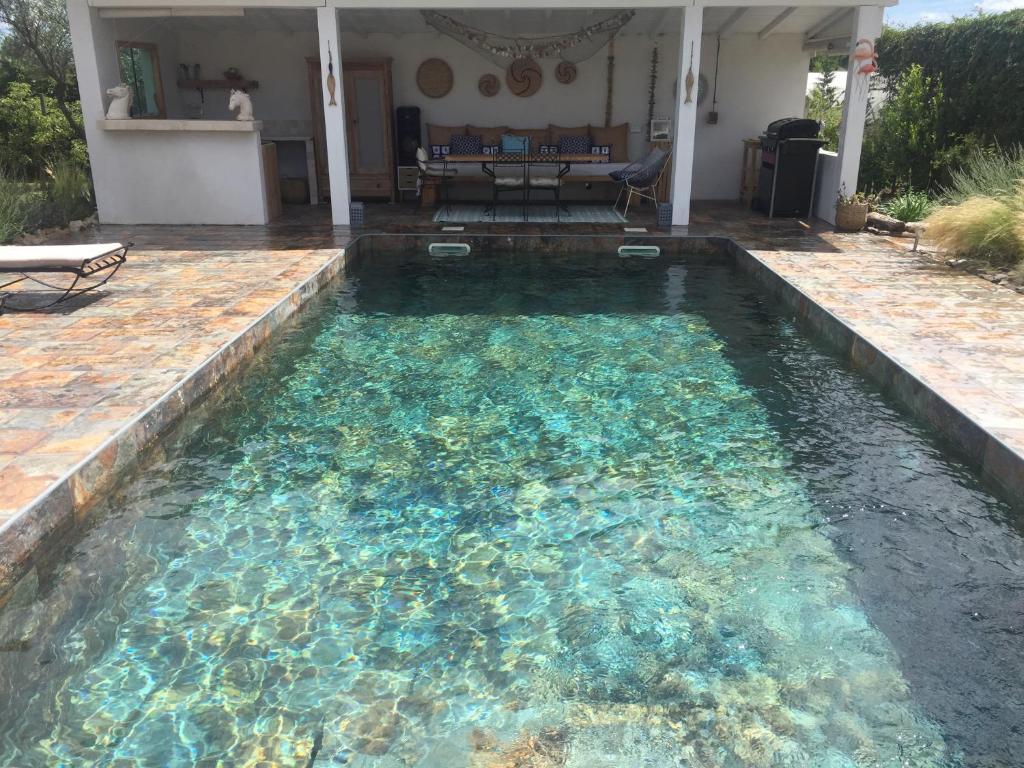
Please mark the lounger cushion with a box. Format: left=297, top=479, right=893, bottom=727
left=0, top=243, right=125, bottom=271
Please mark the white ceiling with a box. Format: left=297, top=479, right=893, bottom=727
left=152, top=6, right=853, bottom=41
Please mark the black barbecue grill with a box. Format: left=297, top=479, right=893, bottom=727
left=754, top=117, right=825, bottom=218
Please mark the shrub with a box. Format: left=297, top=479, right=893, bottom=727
left=0, top=82, right=86, bottom=178
left=47, top=158, right=92, bottom=222
left=878, top=190, right=934, bottom=222
left=878, top=11, right=1024, bottom=148
left=924, top=189, right=1024, bottom=267
left=860, top=64, right=944, bottom=193
left=941, top=143, right=1024, bottom=203
left=0, top=171, right=46, bottom=243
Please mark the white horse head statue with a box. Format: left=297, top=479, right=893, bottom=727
left=228, top=89, right=254, bottom=121
left=105, top=83, right=132, bottom=120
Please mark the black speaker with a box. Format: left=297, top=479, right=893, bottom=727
left=396, top=106, right=421, bottom=166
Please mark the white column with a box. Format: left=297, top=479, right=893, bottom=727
left=835, top=5, right=884, bottom=199
left=67, top=0, right=118, bottom=222
left=316, top=6, right=351, bottom=226
left=670, top=5, right=703, bottom=226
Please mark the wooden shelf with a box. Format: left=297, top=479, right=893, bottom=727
left=98, top=119, right=263, bottom=132
left=177, top=79, right=259, bottom=90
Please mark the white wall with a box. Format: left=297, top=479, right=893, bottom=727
left=174, top=27, right=318, bottom=137
left=339, top=30, right=808, bottom=201
left=814, top=150, right=840, bottom=224
left=692, top=33, right=811, bottom=200
left=340, top=31, right=680, bottom=165
left=95, top=130, right=268, bottom=225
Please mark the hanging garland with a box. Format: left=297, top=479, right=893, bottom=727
left=421, top=10, right=635, bottom=66
left=646, top=43, right=659, bottom=140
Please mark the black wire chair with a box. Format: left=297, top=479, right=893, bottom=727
left=612, top=147, right=671, bottom=216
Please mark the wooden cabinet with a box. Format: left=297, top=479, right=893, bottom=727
left=261, top=142, right=282, bottom=221
left=307, top=57, right=395, bottom=202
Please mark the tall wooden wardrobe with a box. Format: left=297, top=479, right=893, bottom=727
left=307, top=57, right=395, bottom=202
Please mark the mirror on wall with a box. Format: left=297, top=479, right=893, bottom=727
left=116, top=41, right=166, bottom=118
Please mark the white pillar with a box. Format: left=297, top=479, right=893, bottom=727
left=835, top=5, right=884, bottom=199
left=316, top=6, right=351, bottom=226
left=670, top=5, right=703, bottom=226
left=67, top=0, right=118, bottom=222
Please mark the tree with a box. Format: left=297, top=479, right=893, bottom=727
left=0, top=0, right=84, bottom=141
left=806, top=69, right=842, bottom=152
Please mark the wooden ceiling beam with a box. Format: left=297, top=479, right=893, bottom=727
left=716, top=7, right=747, bottom=37
left=758, top=7, right=795, bottom=39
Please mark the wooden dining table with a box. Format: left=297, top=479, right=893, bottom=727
left=440, top=153, right=610, bottom=177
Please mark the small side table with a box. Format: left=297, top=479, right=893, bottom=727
left=397, top=165, right=419, bottom=203
left=741, top=138, right=761, bottom=207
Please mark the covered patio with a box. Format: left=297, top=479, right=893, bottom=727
left=68, top=0, right=886, bottom=227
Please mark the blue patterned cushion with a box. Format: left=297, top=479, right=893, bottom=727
left=430, top=144, right=451, bottom=160
left=558, top=135, right=591, bottom=154
left=501, top=134, right=530, bottom=154
left=449, top=134, right=482, bottom=155
left=538, top=144, right=560, bottom=155
left=481, top=145, right=501, bottom=156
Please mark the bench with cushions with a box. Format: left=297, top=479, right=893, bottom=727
left=420, top=122, right=633, bottom=205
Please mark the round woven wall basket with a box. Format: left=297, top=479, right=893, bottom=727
left=555, top=61, right=577, bottom=84
left=417, top=58, right=454, bottom=98
left=506, top=57, right=542, bottom=97
left=478, top=73, right=500, bottom=97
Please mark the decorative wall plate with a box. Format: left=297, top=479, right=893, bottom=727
left=506, top=57, right=542, bottom=97
left=478, top=73, right=500, bottom=97
left=417, top=58, right=454, bottom=98
left=555, top=61, right=577, bottom=84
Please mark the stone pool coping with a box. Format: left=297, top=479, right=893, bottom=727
left=2, top=231, right=1022, bottom=604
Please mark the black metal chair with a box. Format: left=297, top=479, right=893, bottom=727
left=491, top=155, right=528, bottom=222
left=612, top=147, right=671, bottom=216
left=527, top=152, right=564, bottom=222
left=416, top=147, right=457, bottom=215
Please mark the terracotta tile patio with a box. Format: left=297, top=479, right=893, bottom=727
left=1, top=201, right=1023, bottom=598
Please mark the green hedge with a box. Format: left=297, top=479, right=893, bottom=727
left=877, top=11, right=1024, bottom=146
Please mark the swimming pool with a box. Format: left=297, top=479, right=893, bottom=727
left=0, top=241, right=1020, bottom=766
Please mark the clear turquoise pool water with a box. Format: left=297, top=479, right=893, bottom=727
left=0, top=245, right=1020, bottom=767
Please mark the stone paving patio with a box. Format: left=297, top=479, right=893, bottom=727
left=0, top=223, right=350, bottom=550
left=1, top=201, right=1023, bottom=597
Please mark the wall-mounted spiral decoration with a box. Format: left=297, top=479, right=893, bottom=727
left=555, top=61, right=577, bottom=85
left=506, top=57, right=542, bottom=97
left=478, top=73, right=500, bottom=97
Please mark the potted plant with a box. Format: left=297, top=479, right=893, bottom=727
left=835, top=187, right=870, bottom=232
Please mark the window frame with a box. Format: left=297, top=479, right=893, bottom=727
left=115, top=40, right=167, bottom=119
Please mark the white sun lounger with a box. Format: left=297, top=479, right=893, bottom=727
left=0, top=242, right=130, bottom=312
